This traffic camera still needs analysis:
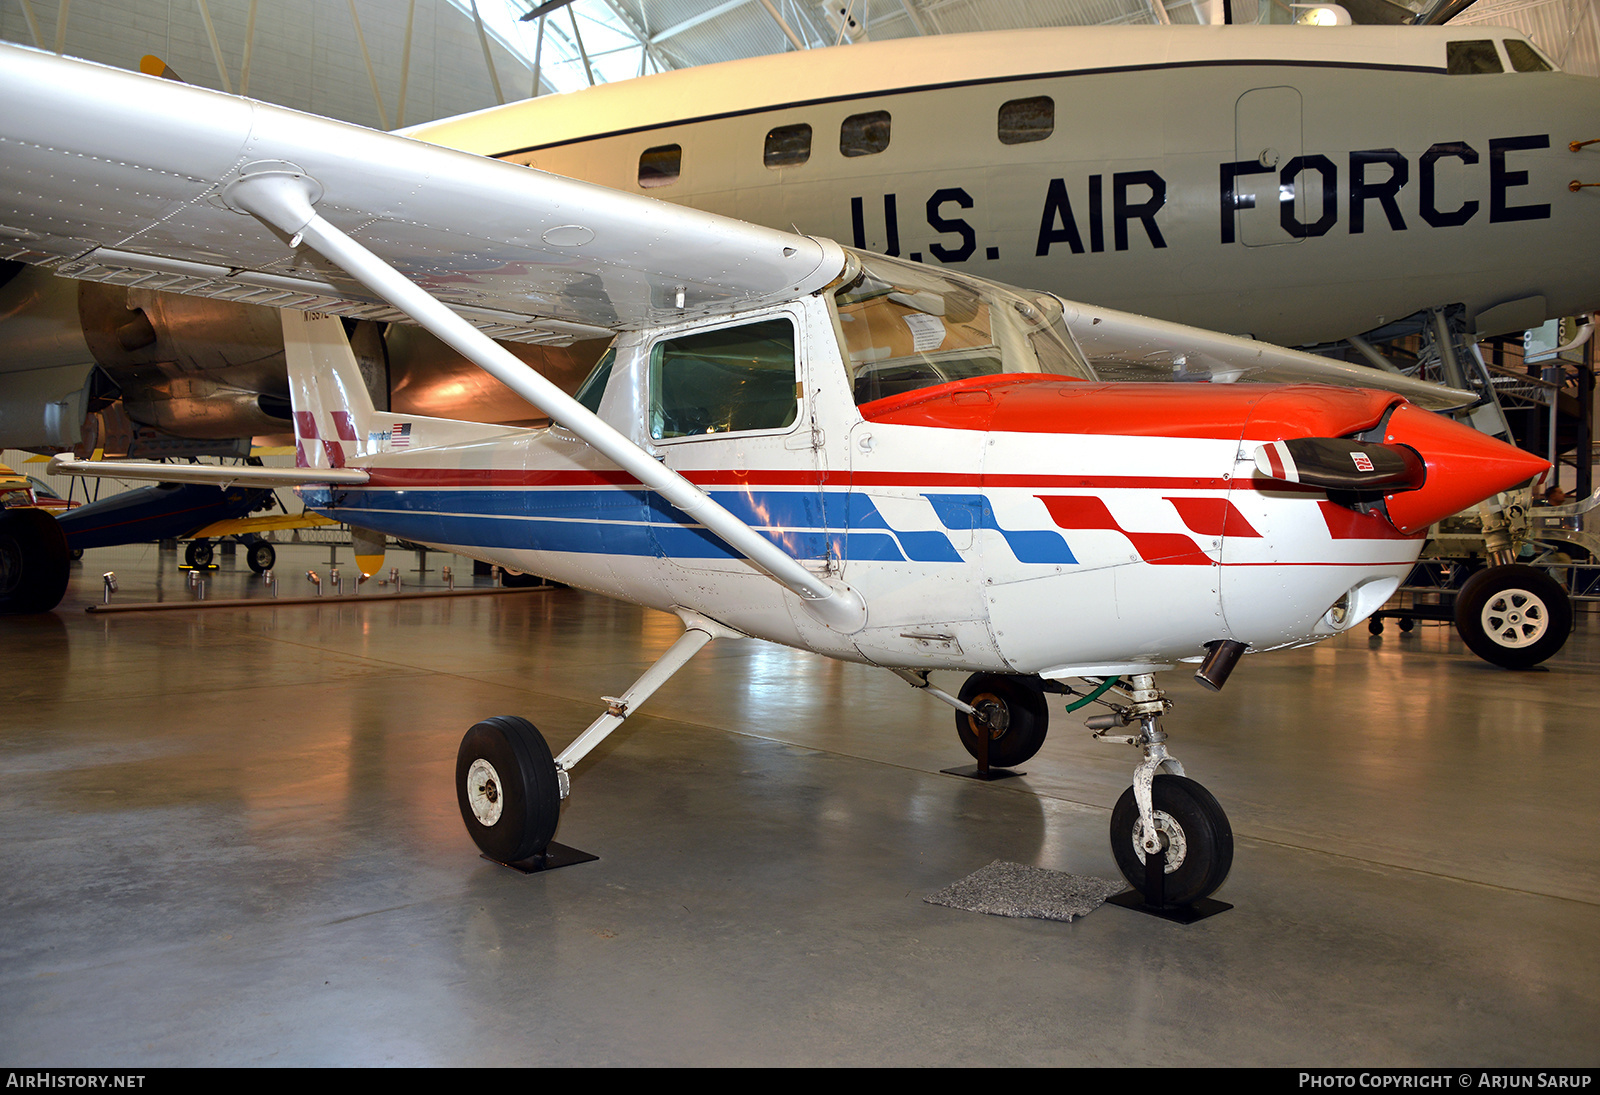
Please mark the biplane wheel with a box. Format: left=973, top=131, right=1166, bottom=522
left=184, top=540, right=214, bottom=567
left=955, top=673, right=1049, bottom=768
left=245, top=540, right=276, bottom=574
left=1454, top=564, right=1572, bottom=670
left=457, top=715, right=562, bottom=864
left=0, top=507, right=69, bottom=614
left=1110, top=775, right=1233, bottom=906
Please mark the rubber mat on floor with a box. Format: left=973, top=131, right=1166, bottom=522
left=925, top=860, right=1127, bottom=922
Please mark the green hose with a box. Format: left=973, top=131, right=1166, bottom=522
left=1062, top=676, right=1121, bottom=712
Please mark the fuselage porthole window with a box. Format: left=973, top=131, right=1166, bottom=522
left=765, top=123, right=813, bottom=167
left=639, top=143, right=682, bottom=188
left=840, top=111, right=891, bottom=157
left=998, top=96, right=1054, bottom=145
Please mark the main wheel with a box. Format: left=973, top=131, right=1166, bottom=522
left=0, top=508, right=70, bottom=614
left=1454, top=564, right=1572, bottom=669
left=184, top=540, right=214, bottom=567
left=1110, top=774, right=1233, bottom=906
left=245, top=539, right=276, bottom=574
left=456, top=716, right=562, bottom=863
left=954, top=673, right=1049, bottom=767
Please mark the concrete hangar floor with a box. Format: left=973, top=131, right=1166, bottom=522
left=1, top=541, right=1596, bottom=1067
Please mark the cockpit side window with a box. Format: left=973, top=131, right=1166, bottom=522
left=573, top=347, right=616, bottom=416
left=649, top=318, right=798, bottom=440
left=1447, top=40, right=1504, bottom=74
left=1504, top=39, right=1554, bottom=72
left=829, top=251, right=1093, bottom=405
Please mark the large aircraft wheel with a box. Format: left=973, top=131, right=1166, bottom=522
left=245, top=539, right=276, bottom=574
left=184, top=540, right=214, bottom=567
left=955, top=673, right=1049, bottom=767
left=0, top=508, right=69, bottom=614
left=1110, top=775, right=1233, bottom=906
left=456, top=715, right=562, bottom=864
left=1453, top=564, right=1572, bottom=670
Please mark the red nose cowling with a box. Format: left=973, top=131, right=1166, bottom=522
left=1380, top=403, right=1551, bottom=535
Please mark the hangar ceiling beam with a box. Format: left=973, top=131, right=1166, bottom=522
left=759, top=0, right=810, bottom=49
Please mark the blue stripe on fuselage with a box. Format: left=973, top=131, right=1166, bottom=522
left=300, top=484, right=982, bottom=563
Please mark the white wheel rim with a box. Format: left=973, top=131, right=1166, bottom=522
left=1131, top=809, right=1187, bottom=874
left=466, top=758, right=504, bottom=826
left=1481, top=589, right=1549, bottom=649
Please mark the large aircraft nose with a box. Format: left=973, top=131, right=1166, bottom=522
left=1379, top=404, right=1551, bottom=534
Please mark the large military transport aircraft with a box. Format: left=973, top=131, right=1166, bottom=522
left=411, top=23, right=1600, bottom=347
left=0, top=42, right=1546, bottom=908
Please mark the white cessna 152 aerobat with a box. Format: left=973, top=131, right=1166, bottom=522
left=1, top=45, right=1548, bottom=907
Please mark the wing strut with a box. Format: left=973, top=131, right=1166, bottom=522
left=222, top=164, right=866, bottom=633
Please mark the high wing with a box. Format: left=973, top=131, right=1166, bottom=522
left=0, top=44, right=842, bottom=346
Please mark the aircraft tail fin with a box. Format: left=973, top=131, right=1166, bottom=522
left=282, top=311, right=384, bottom=471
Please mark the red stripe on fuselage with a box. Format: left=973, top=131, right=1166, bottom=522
left=1317, top=500, right=1424, bottom=541
left=1036, top=495, right=1213, bottom=566
left=355, top=465, right=1325, bottom=494
left=1166, top=497, right=1262, bottom=538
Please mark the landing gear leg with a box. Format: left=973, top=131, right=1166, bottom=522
left=455, top=611, right=736, bottom=871
left=1088, top=673, right=1233, bottom=922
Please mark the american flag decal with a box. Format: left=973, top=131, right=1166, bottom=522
left=391, top=423, right=412, bottom=449
left=1351, top=451, right=1374, bottom=472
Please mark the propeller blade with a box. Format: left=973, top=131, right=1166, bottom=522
left=1254, top=438, right=1427, bottom=492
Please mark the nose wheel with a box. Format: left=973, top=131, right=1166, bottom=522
left=1108, top=774, right=1233, bottom=910
left=1086, top=673, right=1234, bottom=920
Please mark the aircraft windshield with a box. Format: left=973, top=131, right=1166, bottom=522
left=830, top=250, right=1094, bottom=405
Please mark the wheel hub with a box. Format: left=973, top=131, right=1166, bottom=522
left=972, top=695, right=1009, bottom=738
left=1130, top=809, right=1187, bottom=873
left=1482, top=589, right=1548, bottom=648
left=466, top=758, right=504, bottom=826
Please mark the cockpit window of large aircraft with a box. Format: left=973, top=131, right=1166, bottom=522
left=998, top=97, right=1054, bottom=145
left=840, top=111, right=891, bottom=157
left=638, top=144, right=682, bottom=188
left=1504, top=39, right=1555, bottom=72
left=1447, top=40, right=1504, bottom=74
left=830, top=251, right=1093, bottom=406
left=764, top=124, right=812, bottom=168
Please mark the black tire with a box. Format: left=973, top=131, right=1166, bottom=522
left=1368, top=618, right=1384, bottom=635
left=1110, top=774, right=1233, bottom=906
left=500, top=570, right=544, bottom=588
left=1454, top=564, right=1572, bottom=669
left=456, top=716, right=562, bottom=863
left=184, top=540, right=214, bottom=567
left=246, top=540, right=276, bottom=574
left=955, top=673, right=1049, bottom=767
left=0, top=508, right=70, bottom=614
